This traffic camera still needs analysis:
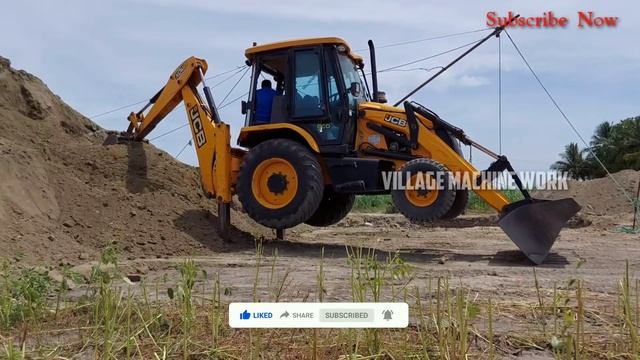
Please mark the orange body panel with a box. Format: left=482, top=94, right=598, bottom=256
left=357, top=102, right=511, bottom=212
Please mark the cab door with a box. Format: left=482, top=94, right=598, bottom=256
left=290, top=46, right=346, bottom=149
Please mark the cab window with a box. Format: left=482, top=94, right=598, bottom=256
left=246, top=52, right=288, bottom=125
left=315, top=50, right=343, bottom=142
left=337, top=52, right=366, bottom=116
left=293, top=50, right=325, bottom=118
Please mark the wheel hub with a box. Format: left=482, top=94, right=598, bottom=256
left=267, top=172, right=288, bottom=195
left=405, top=173, right=438, bottom=207
left=251, top=157, right=299, bottom=209
left=416, top=188, right=429, bottom=198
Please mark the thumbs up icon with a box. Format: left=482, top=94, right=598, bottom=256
left=240, top=310, right=251, bottom=320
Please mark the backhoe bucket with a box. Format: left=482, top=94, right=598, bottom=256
left=498, top=198, right=581, bottom=264
left=102, top=131, right=142, bottom=146
left=102, top=133, right=120, bottom=146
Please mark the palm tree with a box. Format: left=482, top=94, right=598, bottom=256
left=586, top=121, right=616, bottom=176
left=590, top=121, right=613, bottom=148
left=553, top=115, right=640, bottom=179
left=617, top=116, right=640, bottom=169
left=551, top=142, right=589, bottom=180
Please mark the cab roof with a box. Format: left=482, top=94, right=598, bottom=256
left=244, top=37, right=363, bottom=65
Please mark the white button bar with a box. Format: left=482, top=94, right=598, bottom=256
left=229, top=302, right=408, bottom=328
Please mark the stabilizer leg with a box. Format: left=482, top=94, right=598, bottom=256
left=218, top=201, right=230, bottom=241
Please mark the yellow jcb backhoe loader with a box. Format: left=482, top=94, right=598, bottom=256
left=105, top=21, right=580, bottom=264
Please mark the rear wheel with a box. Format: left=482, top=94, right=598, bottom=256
left=440, top=189, right=469, bottom=220
left=304, top=189, right=355, bottom=226
left=391, top=158, right=456, bottom=222
left=237, top=139, right=323, bottom=229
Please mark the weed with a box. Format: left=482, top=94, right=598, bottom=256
left=2, top=341, right=25, bottom=360
left=0, top=262, right=52, bottom=328
left=620, top=260, right=639, bottom=355
left=0, top=250, right=639, bottom=359
left=488, top=297, right=494, bottom=360
left=53, top=265, right=82, bottom=320
left=175, top=259, right=199, bottom=359
left=91, top=243, right=122, bottom=359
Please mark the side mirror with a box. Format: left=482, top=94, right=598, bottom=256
left=349, top=82, right=361, bottom=97
left=375, top=91, right=387, bottom=104
left=241, top=100, right=249, bottom=115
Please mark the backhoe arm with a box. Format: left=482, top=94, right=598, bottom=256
left=124, top=57, right=232, bottom=204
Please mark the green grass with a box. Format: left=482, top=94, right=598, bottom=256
left=0, top=244, right=639, bottom=359
left=352, top=190, right=525, bottom=214
left=0, top=262, right=52, bottom=328
left=467, top=189, right=525, bottom=213
left=353, top=194, right=394, bottom=213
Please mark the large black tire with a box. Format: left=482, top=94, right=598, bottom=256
left=237, top=139, right=323, bottom=229
left=391, top=158, right=456, bottom=222
left=304, top=189, right=355, bottom=227
left=439, top=189, right=469, bottom=220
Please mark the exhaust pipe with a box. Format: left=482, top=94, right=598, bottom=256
left=367, top=40, right=380, bottom=103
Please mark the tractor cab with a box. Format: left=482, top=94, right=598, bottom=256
left=240, top=37, right=368, bottom=154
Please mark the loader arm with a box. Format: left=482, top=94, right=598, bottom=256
left=412, top=120, right=511, bottom=212
left=412, top=107, right=581, bottom=264
left=357, top=101, right=580, bottom=264
left=124, top=56, right=232, bottom=204
left=358, top=101, right=510, bottom=211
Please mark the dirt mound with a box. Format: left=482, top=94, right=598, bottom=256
left=0, top=56, right=268, bottom=266
left=534, top=169, right=639, bottom=216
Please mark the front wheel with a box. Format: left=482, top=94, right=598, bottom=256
left=391, top=158, right=456, bottom=222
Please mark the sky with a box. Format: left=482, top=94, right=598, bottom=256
left=1, top=0, right=638, bottom=171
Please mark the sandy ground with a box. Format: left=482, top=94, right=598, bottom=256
left=78, top=212, right=639, bottom=304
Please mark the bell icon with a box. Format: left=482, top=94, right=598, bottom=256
left=382, top=309, right=393, bottom=321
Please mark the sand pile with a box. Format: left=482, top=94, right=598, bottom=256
left=0, top=56, right=266, bottom=266
left=534, top=169, right=639, bottom=216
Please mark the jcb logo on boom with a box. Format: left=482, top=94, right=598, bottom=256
left=189, top=106, right=207, bottom=147
left=384, top=115, right=407, bottom=127
left=173, top=63, right=186, bottom=79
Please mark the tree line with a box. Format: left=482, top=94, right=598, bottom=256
left=551, top=115, right=640, bottom=179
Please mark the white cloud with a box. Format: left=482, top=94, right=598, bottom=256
left=457, top=75, right=491, bottom=87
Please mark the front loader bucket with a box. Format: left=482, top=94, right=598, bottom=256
left=498, top=198, right=581, bottom=264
